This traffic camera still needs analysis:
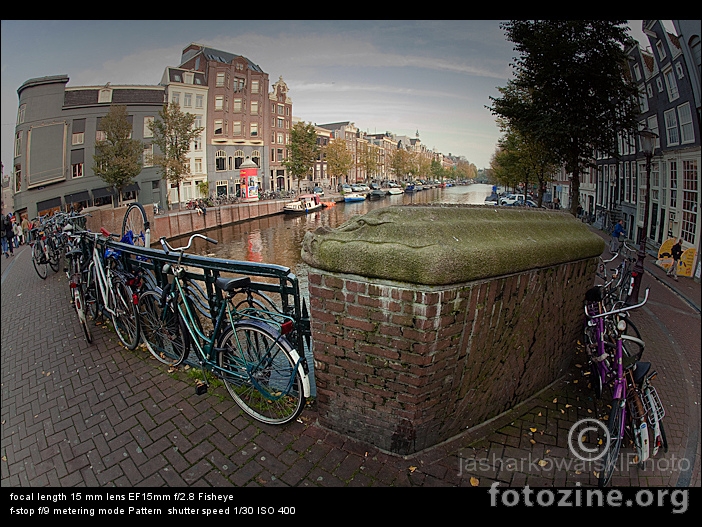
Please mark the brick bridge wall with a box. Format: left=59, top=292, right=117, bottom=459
left=308, top=257, right=596, bottom=455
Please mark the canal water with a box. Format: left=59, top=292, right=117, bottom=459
left=177, top=183, right=493, bottom=396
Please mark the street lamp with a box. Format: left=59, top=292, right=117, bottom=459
left=627, top=125, right=658, bottom=304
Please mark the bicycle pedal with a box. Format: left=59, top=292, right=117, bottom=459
left=195, top=381, right=208, bottom=395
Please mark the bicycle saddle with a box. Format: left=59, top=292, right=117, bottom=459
left=632, top=361, right=651, bottom=385
left=215, top=276, right=251, bottom=292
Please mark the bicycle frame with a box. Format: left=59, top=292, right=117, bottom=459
left=88, top=230, right=138, bottom=321
left=160, top=236, right=310, bottom=400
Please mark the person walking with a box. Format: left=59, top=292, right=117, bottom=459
left=610, top=219, right=625, bottom=254
left=3, top=213, right=14, bottom=257
left=666, top=239, right=684, bottom=281
left=21, top=215, right=31, bottom=245
left=13, top=219, right=22, bottom=246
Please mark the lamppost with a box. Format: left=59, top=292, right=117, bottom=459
left=627, top=126, right=658, bottom=303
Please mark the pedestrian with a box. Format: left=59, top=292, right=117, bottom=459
left=610, top=219, right=625, bottom=254
left=3, top=213, right=14, bottom=257
left=198, top=199, right=206, bottom=217
left=21, top=215, right=31, bottom=244
left=13, top=219, right=23, bottom=246
left=666, top=239, right=684, bottom=281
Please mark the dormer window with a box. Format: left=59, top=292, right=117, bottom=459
left=98, top=88, right=113, bottom=104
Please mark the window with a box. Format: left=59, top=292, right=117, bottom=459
left=171, top=91, right=180, bottom=106
left=678, top=102, right=695, bottom=144
left=184, top=72, right=194, bottom=84
left=250, top=122, right=258, bottom=136
left=14, top=131, right=22, bottom=157
left=656, top=40, right=666, bottom=60
left=650, top=161, right=660, bottom=202
left=216, top=150, right=227, bottom=171
left=71, top=131, right=84, bottom=146
left=144, top=116, right=154, bottom=138
left=663, top=66, right=679, bottom=101
left=638, top=86, right=649, bottom=113
left=233, top=98, right=242, bottom=112
left=72, top=162, right=83, bottom=178
left=14, top=166, right=21, bottom=193
left=216, top=72, right=225, bottom=87
left=184, top=93, right=192, bottom=107
left=215, top=95, right=223, bottom=111
left=681, top=160, right=698, bottom=244
left=96, top=130, right=106, bottom=142
left=277, top=132, right=284, bottom=144
left=251, top=80, right=259, bottom=93
left=251, top=101, right=258, bottom=115
left=195, top=94, right=203, bottom=108
left=633, top=63, right=642, bottom=81
left=234, top=150, right=244, bottom=169
left=98, top=88, right=112, bottom=104
left=214, top=119, right=223, bottom=135
left=143, top=144, right=153, bottom=167
left=675, top=61, right=685, bottom=79
left=17, top=104, right=25, bottom=124
left=193, top=135, right=202, bottom=151
left=194, top=158, right=203, bottom=174
left=664, top=109, right=679, bottom=146
left=277, top=118, right=284, bottom=128
left=669, top=160, right=678, bottom=208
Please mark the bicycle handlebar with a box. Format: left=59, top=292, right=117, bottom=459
left=159, top=234, right=218, bottom=255
left=585, top=288, right=649, bottom=319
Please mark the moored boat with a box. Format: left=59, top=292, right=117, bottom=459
left=344, top=193, right=367, bottom=202
left=283, top=194, right=323, bottom=214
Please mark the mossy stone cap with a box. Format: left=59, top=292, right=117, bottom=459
left=301, top=205, right=605, bottom=285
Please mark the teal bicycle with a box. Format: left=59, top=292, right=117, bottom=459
left=138, top=234, right=310, bottom=425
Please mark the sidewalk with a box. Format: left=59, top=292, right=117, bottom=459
left=1, top=232, right=699, bottom=489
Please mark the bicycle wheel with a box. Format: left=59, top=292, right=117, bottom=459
left=48, top=238, right=60, bottom=272
left=599, top=399, right=625, bottom=488
left=138, top=290, right=188, bottom=366
left=32, top=242, right=48, bottom=279
left=218, top=320, right=304, bottom=425
left=69, top=255, right=92, bottom=343
left=621, top=317, right=644, bottom=360
left=74, top=279, right=93, bottom=343
left=84, top=262, right=101, bottom=323
left=110, top=276, right=140, bottom=350
left=122, top=202, right=150, bottom=248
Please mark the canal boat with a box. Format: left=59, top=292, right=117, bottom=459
left=344, top=193, right=367, bottom=202
left=404, top=184, right=416, bottom=193
left=368, top=189, right=387, bottom=200
left=283, top=193, right=323, bottom=214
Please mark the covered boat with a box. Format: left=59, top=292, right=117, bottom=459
left=283, top=194, right=323, bottom=214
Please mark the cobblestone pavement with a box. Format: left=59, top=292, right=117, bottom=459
left=1, top=227, right=699, bottom=489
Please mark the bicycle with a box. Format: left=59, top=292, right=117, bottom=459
left=584, top=289, right=667, bottom=487
left=138, top=233, right=310, bottom=425
left=83, top=229, right=142, bottom=350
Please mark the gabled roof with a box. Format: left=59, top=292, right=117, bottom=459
left=180, top=44, right=264, bottom=73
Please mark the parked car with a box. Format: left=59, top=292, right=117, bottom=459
left=313, top=186, right=325, bottom=197
left=339, top=184, right=352, bottom=194
left=500, top=194, right=525, bottom=206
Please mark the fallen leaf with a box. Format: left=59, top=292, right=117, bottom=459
left=470, top=477, right=479, bottom=487
left=565, top=404, right=572, bottom=408
left=409, top=466, right=417, bottom=473
left=553, top=398, right=558, bottom=403
left=538, top=459, right=548, bottom=467
left=530, top=439, right=536, bottom=444
left=530, top=427, right=537, bottom=433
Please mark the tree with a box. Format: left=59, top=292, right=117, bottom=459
left=324, top=138, right=353, bottom=186
left=284, top=121, right=318, bottom=192
left=488, top=20, right=639, bottom=215
left=148, top=102, right=203, bottom=207
left=389, top=148, right=413, bottom=182
left=359, top=144, right=379, bottom=183
left=93, top=105, right=143, bottom=206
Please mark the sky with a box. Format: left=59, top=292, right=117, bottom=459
left=0, top=20, right=670, bottom=177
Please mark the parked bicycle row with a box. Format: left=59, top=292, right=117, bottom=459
left=583, top=249, right=668, bottom=487
left=30, top=203, right=312, bottom=426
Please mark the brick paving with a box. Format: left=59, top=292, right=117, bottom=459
left=1, top=228, right=699, bottom=489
